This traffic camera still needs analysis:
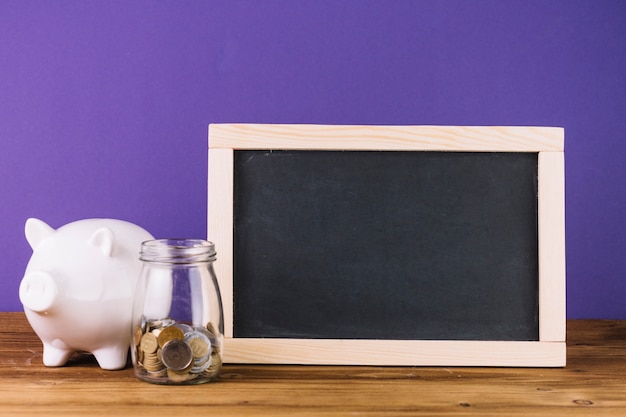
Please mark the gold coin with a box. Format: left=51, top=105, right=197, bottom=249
left=140, top=332, right=159, bottom=354
left=167, top=368, right=195, bottom=382
left=157, top=325, right=185, bottom=348
left=143, top=353, right=165, bottom=373
left=185, top=332, right=211, bottom=359
left=203, top=351, right=222, bottom=378
left=133, top=325, right=144, bottom=347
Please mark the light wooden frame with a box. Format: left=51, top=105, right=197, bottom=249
left=208, top=124, right=566, bottom=367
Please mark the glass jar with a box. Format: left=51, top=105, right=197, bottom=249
left=131, top=239, right=223, bottom=384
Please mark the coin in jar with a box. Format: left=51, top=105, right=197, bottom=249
left=157, top=325, right=185, bottom=348
left=139, top=332, right=159, bottom=354
left=161, top=339, right=193, bottom=371
left=185, top=330, right=211, bottom=359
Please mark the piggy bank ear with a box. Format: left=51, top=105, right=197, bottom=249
left=88, top=227, right=115, bottom=257
left=25, top=218, right=55, bottom=250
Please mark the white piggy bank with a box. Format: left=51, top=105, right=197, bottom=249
left=19, top=218, right=153, bottom=370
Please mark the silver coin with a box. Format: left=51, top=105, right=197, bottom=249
left=150, top=317, right=176, bottom=330
left=191, top=355, right=212, bottom=374
left=174, top=323, right=194, bottom=334
left=161, top=339, right=193, bottom=371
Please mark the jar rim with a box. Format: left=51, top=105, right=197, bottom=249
left=140, top=239, right=216, bottom=263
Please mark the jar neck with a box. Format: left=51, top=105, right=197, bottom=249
left=140, top=239, right=216, bottom=264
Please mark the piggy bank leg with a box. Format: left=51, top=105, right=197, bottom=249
left=42, top=342, right=73, bottom=367
left=92, top=345, right=129, bottom=370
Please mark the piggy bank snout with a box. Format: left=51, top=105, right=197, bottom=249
left=19, top=271, right=58, bottom=313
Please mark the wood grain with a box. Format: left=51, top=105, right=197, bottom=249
left=208, top=124, right=564, bottom=151
left=1, top=313, right=625, bottom=416
left=538, top=151, right=567, bottom=341
left=207, top=147, right=234, bottom=337
left=223, top=338, right=565, bottom=367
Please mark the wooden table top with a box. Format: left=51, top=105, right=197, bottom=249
left=1, top=312, right=625, bottom=416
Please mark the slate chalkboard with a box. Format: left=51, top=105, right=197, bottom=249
left=207, top=124, right=566, bottom=366
left=233, top=150, right=539, bottom=341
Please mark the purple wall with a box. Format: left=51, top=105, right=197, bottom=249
left=1, top=1, right=625, bottom=317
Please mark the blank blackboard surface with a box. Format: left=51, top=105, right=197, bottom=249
left=207, top=124, right=566, bottom=366
left=233, top=150, right=539, bottom=341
